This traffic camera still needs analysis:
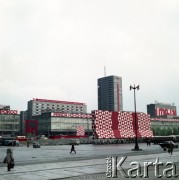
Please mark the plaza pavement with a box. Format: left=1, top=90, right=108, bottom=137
left=0, top=143, right=179, bottom=180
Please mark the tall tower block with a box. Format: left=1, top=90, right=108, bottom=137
left=98, top=75, right=123, bottom=111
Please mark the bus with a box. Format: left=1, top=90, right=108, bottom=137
left=16, top=136, right=27, bottom=141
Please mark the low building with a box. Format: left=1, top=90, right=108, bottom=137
left=32, top=112, right=92, bottom=136
left=0, top=109, right=20, bottom=136
left=151, top=118, right=179, bottom=135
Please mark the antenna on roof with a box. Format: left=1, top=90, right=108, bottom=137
left=104, top=66, right=106, bottom=77
left=104, top=59, right=107, bottom=77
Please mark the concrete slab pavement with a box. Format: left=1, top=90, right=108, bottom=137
left=0, top=151, right=179, bottom=180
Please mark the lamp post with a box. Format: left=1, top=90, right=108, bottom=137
left=130, top=84, right=141, bottom=151
left=87, top=119, right=89, bottom=143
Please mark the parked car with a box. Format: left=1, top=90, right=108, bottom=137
left=33, top=142, right=41, bottom=148
left=3, top=140, right=20, bottom=146
left=159, top=141, right=178, bottom=150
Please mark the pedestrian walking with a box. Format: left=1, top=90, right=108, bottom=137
left=148, top=139, right=151, bottom=146
left=27, top=140, right=30, bottom=147
left=70, top=144, right=76, bottom=153
left=146, top=139, right=149, bottom=146
left=3, top=148, right=15, bottom=171
left=168, top=141, right=174, bottom=155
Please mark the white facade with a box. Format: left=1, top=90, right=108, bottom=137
left=27, top=98, right=87, bottom=119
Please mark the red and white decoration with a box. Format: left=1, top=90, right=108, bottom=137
left=92, top=110, right=153, bottom=139
left=76, top=126, right=85, bottom=136
left=51, top=112, right=92, bottom=119
left=118, top=112, right=135, bottom=138
left=151, top=118, right=179, bottom=122
left=0, top=110, right=18, bottom=115
left=33, top=98, right=85, bottom=105
left=137, top=113, right=153, bottom=137
left=93, top=111, right=115, bottom=138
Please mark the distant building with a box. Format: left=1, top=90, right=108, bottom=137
left=0, top=108, right=20, bottom=136
left=147, top=102, right=177, bottom=118
left=27, top=98, right=87, bottom=119
left=0, top=104, right=10, bottom=110
left=151, top=118, right=179, bottom=131
left=98, top=75, right=123, bottom=111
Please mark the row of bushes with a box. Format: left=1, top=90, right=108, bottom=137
left=152, top=127, right=179, bottom=136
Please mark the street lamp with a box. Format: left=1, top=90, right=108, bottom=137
left=130, top=84, right=142, bottom=151
left=87, top=119, right=90, bottom=143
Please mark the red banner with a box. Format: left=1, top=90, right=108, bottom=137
left=33, top=98, right=85, bottom=105
left=155, top=108, right=176, bottom=116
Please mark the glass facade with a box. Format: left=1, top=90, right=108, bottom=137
left=35, top=113, right=92, bottom=136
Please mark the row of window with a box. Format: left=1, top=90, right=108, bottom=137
left=38, top=123, right=90, bottom=130
left=34, top=103, right=84, bottom=109
left=0, top=124, right=18, bottom=130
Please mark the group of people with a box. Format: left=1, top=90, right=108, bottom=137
left=146, top=139, right=151, bottom=146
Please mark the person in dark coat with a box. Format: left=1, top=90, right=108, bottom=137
left=27, top=140, right=30, bottom=147
left=146, top=139, right=149, bottom=146
left=168, top=141, right=174, bottom=155
left=70, top=144, right=76, bottom=153
left=4, top=148, right=14, bottom=171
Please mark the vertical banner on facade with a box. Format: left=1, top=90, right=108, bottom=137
left=25, top=120, right=38, bottom=136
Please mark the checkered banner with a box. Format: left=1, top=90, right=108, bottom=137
left=92, top=110, right=153, bottom=139
left=76, top=125, right=85, bottom=136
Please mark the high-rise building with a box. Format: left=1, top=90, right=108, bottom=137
left=98, top=75, right=123, bottom=111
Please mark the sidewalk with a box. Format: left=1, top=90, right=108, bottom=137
left=0, top=151, right=179, bottom=180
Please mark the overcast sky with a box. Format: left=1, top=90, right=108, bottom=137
left=0, top=0, right=179, bottom=114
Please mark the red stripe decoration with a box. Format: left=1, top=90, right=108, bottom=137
left=117, top=84, right=120, bottom=111
left=111, top=112, right=121, bottom=138
left=132, top=113, right=141, bottom=138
